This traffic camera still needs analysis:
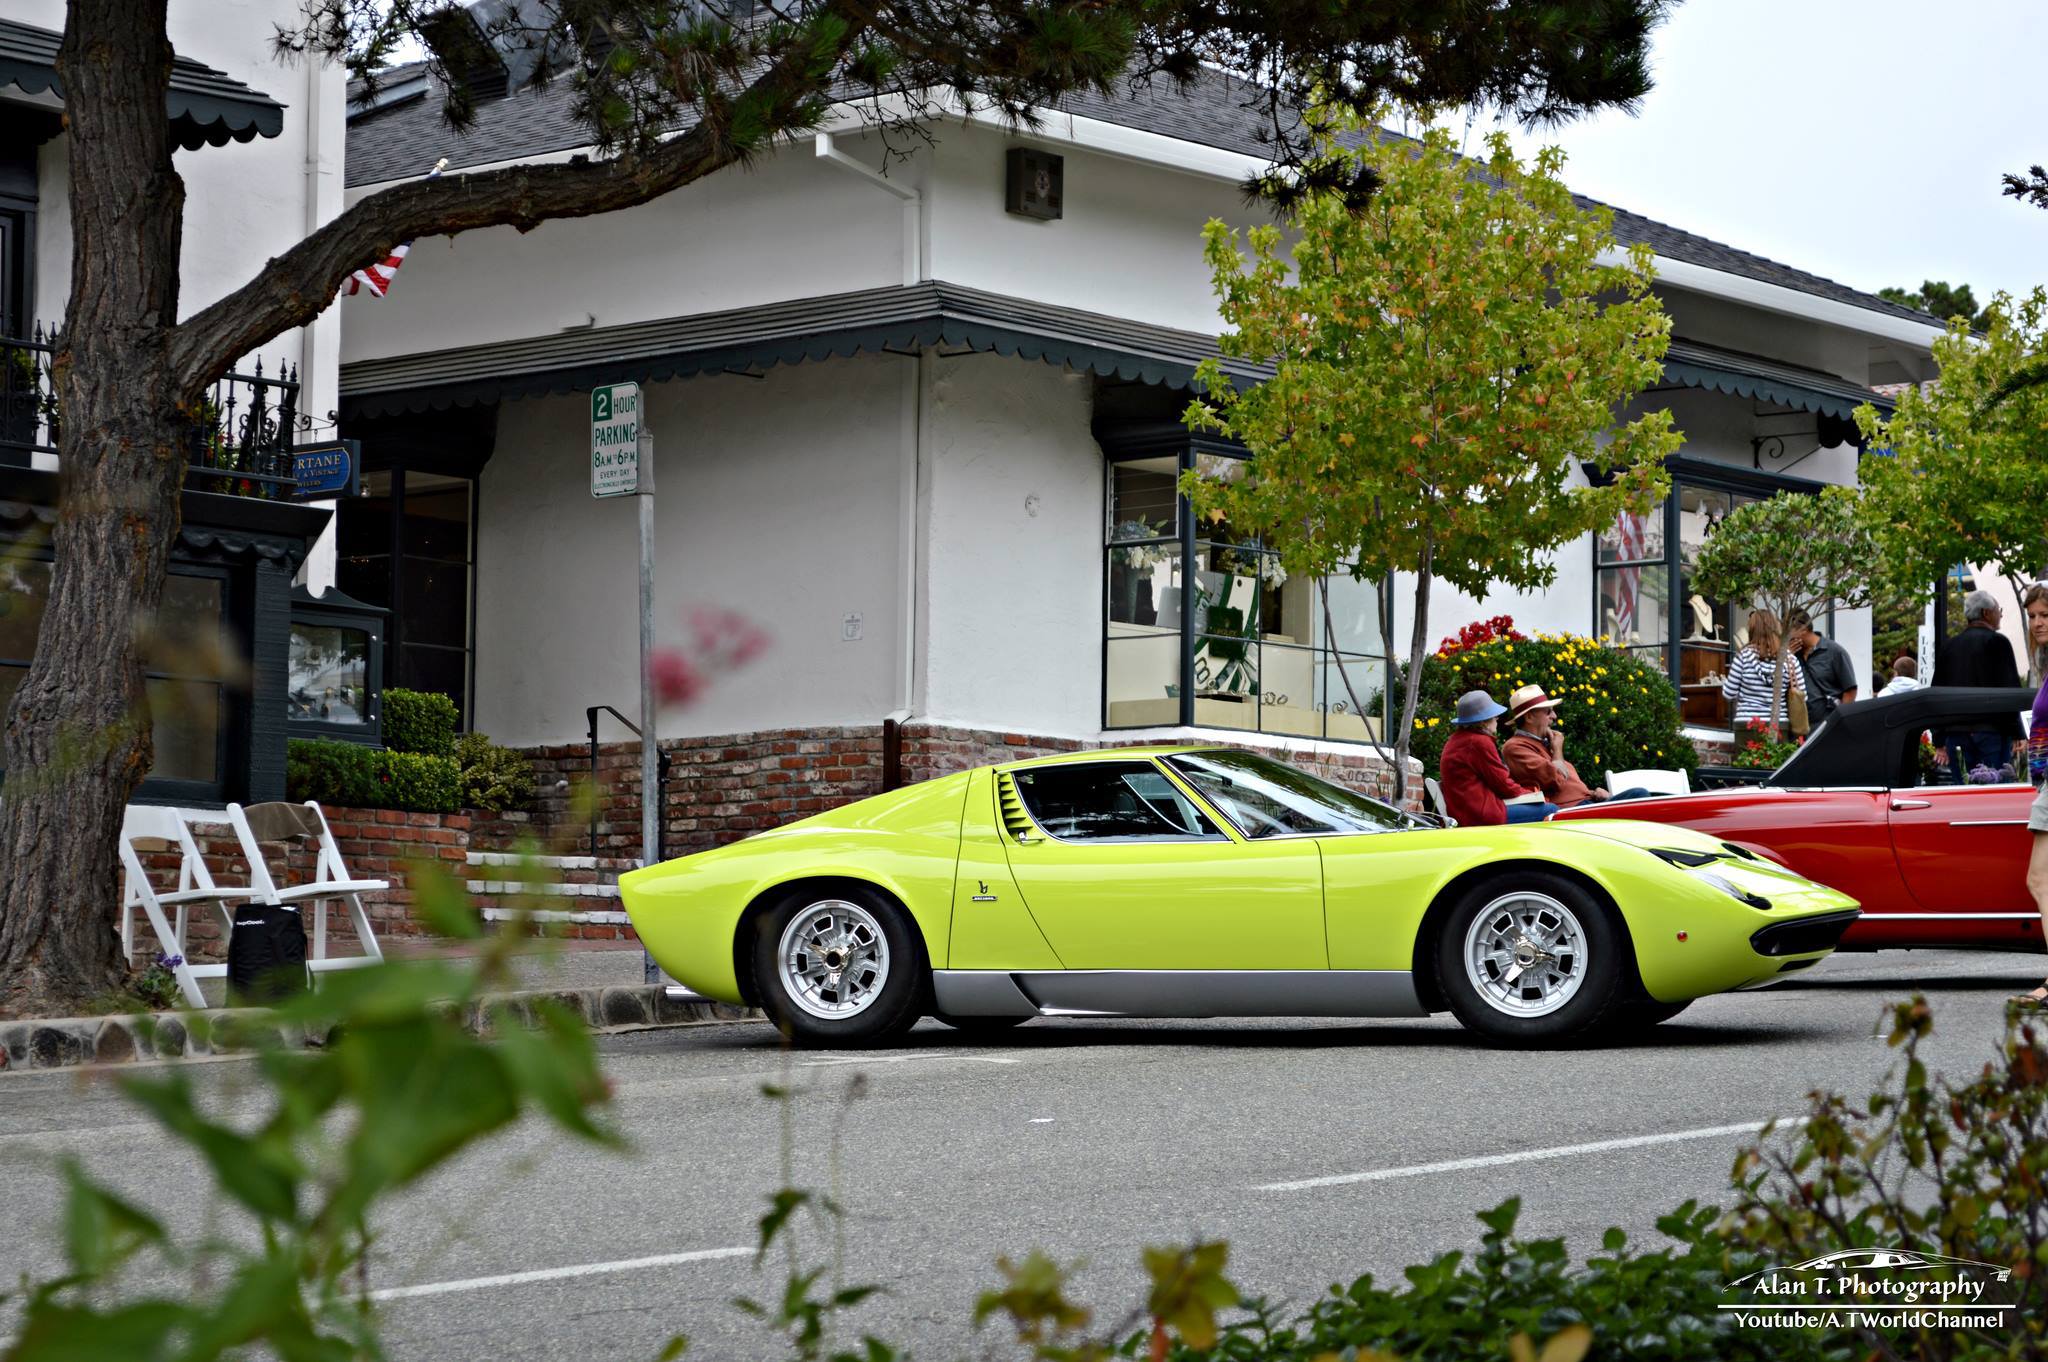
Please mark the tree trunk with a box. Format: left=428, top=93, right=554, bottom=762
left=1390, top=537, right=1436, bottom=808
left=0, top=0, right=188, bottom=1018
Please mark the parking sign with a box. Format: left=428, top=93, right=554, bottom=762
left=591, top=381, right=641, bottom=497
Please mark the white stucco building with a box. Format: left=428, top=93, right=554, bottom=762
left=331, top=17, right=1944, bottom=835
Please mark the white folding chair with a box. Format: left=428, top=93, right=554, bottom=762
left=1424, top=776, right=1456, bottom=824
left=226, top=800, right=389, bottom=975
left=119, top=805, right=251, bottom=1008
left=1606, top=767, right=1691, bottom=796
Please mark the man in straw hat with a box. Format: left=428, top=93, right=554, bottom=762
left=1439, top=689, right=1555, bottom=826
left=1501, top=684, right=1652, bottom=808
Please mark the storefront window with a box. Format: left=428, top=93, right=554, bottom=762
left=337, top=465, right=476, bottom=724
left=1103, top=448, right=1388, bottom=743
left=288, top=624, right=369, bottom=723
left=1595, top=474, right=1817, bottom=732
left=0, top=558, right=227, bottom=789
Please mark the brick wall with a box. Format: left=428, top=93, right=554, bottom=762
left=496, top=721, right=1417, bottom=857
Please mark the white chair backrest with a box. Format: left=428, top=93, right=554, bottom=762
left=1607, top=767, right=1690, bottom=796
left=119, top=805, right=219, bottom=893
left=1424, top=776, right=1449, bottom=818
left=227, top=800, right=328, bottom=903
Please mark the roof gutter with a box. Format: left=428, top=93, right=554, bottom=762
left=1622, top=250, right=1945, bottom=352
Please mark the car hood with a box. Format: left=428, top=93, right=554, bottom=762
left=1547, top=817, right=1858, bottom=908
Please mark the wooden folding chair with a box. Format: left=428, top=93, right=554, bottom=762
left=118, top=805, right=251, bottom=1009
left=226, top=801, right=389, bottom=975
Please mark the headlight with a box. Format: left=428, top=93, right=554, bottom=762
left=1690, top=868, right=1772, bottom=911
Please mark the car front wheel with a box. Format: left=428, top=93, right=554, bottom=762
left=751, top=886, right=925, bottom=1047
left=1436, top=872, right=1627, bottom=1046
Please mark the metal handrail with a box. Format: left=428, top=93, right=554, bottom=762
left=586, top=704, right=669, bottom=859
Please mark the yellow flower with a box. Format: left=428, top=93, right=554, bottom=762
left=1414, top=719, right=1425, bottom=729
left=1428, top=717, right=1441, bottom=727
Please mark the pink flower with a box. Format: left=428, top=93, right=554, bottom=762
left=648, top=651, right=705, bottom=707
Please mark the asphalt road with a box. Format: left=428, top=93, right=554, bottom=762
left=3, top=949, right=2043, bottom=1361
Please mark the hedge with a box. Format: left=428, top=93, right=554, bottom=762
left=1395, top=629, right=1697, bottom=783
left=382, top=687, right=457, bottom=758
left=455, top=731, right=536, bottom=812
left=286, top=739, right=460, bottom=814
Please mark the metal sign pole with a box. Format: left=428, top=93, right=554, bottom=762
left=637, top=428, right=660, bottom=986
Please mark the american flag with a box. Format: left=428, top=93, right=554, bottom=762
left=1611, top=508, right=1648, bottom=636
left=341, top=158, right=446, bottom=299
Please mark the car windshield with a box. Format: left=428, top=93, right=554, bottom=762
left=1164, top=750, right=1412, bottom=839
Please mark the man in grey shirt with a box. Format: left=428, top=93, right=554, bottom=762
left=1788, top=609, right=1859, bottom=725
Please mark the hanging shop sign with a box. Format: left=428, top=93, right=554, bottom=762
left=290, top=439, right=361, bottom=500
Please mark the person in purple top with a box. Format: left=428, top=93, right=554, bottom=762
left=2023, top=677, right=2048, bottom=1008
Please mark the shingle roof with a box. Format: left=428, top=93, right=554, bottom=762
left=0, top=17, right=285, bottom=150
left=344, top=62, right=1937, bottom=330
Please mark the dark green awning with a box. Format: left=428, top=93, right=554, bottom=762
left=0, top=18, right=285, bottom=151
left=341, top=281, right=1275, bottom=418
left=1662, top=338, right=1893, bottom=422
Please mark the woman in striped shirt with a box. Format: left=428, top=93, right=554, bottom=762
left=1721, top=608, right=1805, bottom=728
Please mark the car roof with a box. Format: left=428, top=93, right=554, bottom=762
left=1768, top=685, right=2036, bottom=787
left=998, top=744, right=1227, bottom=771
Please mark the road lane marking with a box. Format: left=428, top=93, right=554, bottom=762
left=1253, top=1118, right=1808, bottom=1193
left=370, top=1246, right=752, bottom=1301
left=798, top=1054, right=1018, bottom=1067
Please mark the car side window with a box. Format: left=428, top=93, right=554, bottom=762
left=1010, top=762, right=1226, bottom=842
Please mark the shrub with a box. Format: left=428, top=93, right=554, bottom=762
left=285, top=737, right=381, bottom=807
left=1731, top=720, right=1802, bottom=771
left=1395, top=627, right=1697, bottom=783
left=382, top=687, right=457, bottom=757
left=287, top=739, right=460, bottom=814
left=456, top=731, right=535, bottom=812
left=379, top=750, right=461, bottom=814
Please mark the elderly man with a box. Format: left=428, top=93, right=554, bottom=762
left=1933, top=588, right=2023, bottom=779
left=1501, top=685, right=1608, bottom=808
left=1787, top=609, right=1858, bottom=725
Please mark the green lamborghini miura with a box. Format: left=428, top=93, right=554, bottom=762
left=618, top=746, right=1861, bottom=1046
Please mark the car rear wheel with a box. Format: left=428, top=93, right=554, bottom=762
left=750, top=886, right=925, bottom=1047
left=1436, top=872, right=1627, bottom=1046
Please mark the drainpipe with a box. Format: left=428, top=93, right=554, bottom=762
left=816, top=132, right=929, bottom=736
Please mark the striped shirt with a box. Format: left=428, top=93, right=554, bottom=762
left=1721, top=646, right=1805, bottom=724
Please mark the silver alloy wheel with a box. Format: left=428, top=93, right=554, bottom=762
left=1463, top=890, right=1588, bottom=1019
left=777, top=899, right=892, bottom=1021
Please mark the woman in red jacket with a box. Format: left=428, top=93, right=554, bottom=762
left=1438, top=690, right=1557, bottom=826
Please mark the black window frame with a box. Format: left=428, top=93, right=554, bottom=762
left=337, top=462, right=478, bottom=727
left=1592, top=455, right=1834, bottom=734
left=1099, top=422, right=1393, bottom=745
left=1009, top=758, right=1228, bottom=844
left=0, top=550, right=235, bottom=804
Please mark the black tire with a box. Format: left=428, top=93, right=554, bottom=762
left=933, top=1012, right=1031, bottom=1034
left=749, top=884, right=927, bottom=1047
left=1434, top=871, right=1628, bottom=1046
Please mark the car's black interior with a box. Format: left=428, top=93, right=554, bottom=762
left=1012, top=762, right=1223, bottom=841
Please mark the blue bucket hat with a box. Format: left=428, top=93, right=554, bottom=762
left=1452, top=689, right=1507, bottom=726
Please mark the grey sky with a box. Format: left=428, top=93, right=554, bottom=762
left=1502, top=0, right=2048, bottom=308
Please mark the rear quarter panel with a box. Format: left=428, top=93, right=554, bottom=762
left=617, top=773, right=971, bottom=1002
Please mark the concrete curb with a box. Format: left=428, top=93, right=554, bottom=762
left=0, top=986, right=765, bottom=1074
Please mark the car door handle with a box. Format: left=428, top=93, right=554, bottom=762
left=1890, top=799, right=1931, bottom=811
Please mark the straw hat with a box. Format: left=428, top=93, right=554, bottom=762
left=1506, top=684, right=1560, bottom=724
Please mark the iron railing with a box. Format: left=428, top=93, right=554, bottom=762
left=587, top=704, right=670, bottom=859
left=2, top=326, right=300, bottom=498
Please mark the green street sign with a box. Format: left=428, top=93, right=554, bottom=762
left=591, top=381, right=641, bottom=497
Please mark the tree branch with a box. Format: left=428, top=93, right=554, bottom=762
left=170, top=7, right=868, bottom=390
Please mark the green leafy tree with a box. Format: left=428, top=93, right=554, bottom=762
left=1876, top=279, right=1987, bottom=330
left=1181, top=113, right=1680, bottom=801
left=0, top=0, right=1672, bottom=1016
left=1690, top=489, right=1877, bottom=738
left=1854, top=291, right=2048, bottom=608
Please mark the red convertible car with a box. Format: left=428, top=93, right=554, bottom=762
left=1553, top=687, right=2043, bottom=952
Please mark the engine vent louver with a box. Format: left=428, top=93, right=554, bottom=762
left=995, top=772, right=1037, bottom=841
